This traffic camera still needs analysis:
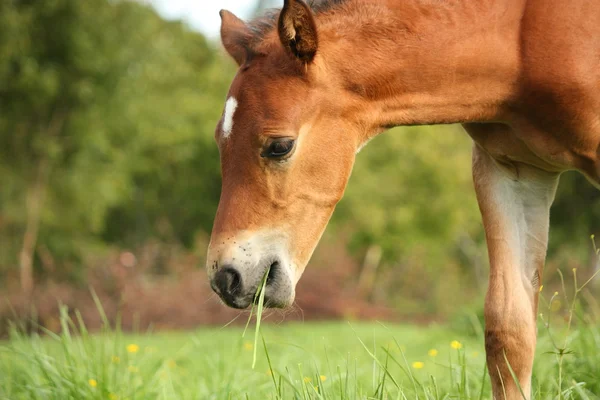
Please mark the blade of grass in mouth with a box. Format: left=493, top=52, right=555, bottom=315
left=242, top=265, right=270, bottom=369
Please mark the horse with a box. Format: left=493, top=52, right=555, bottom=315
left=206, top=0, right=600, bottom=398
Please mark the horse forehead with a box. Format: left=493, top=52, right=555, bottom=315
left=219, top=72, right=308, bottom=140
left=219, top=94, right=292, bottom=139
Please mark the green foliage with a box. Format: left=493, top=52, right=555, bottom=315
left=0, top=0, right=233, bottom=279
left=550, top=172, right=600, bottom=262
left=335, top=124, right=482, bottom=263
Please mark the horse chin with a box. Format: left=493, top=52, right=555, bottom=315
left=264, top=289, right=295, bottom=309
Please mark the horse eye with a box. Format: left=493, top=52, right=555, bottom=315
left=262, top=138, right=295, bottom=158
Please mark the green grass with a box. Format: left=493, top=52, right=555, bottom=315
left=1, top=264, right=599, bottom=399
left=0, top=307, right=598, bottom=399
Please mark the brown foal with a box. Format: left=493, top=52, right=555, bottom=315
left=206, top=0, right=600, bottom=398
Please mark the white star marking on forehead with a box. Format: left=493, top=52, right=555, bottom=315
left=221, top=97, right=238, bottom=139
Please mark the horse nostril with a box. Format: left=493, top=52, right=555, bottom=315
left=214, top=267, right=242, bottom=297
left=266, top=261, right=279, bottom=286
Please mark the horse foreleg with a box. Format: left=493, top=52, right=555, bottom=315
left=472, top=144, right=559, bottom=399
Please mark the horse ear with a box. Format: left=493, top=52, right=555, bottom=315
left=220, top=10, right=252, bottom=66
left=278, top=0, right=318, bottom=63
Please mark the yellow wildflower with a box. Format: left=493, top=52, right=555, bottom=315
left=320, top=375, right=327, bottom=382
left=88, top=379, right=97, bottom=388
left=428, top=349, right=438, bottom=357
left=128, top=365, right=139, bottom=373
left=126, top=344, right=139, bottom=354
left=554, top=291, right=559, bottom=296
left=111, top=356, right=120, bottom=364
left=303, top=377, right=312, bottom=383
left=243, top=341, right=253, bottom=351
left=539, top=285, right=543, bottom=293
left=412, top=361, right=424, bottom=369
left=451, top=340, right=462, bottom=350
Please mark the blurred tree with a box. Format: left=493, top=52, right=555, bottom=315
left=332, top=125, right=488, bottom=304
left=550, top=172, right=600, bottom=276
left=0, top=0, right=233, bottom=287
left=336, top=125, right=482, bottom=264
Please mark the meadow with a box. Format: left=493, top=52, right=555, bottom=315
left=1, top=281, right=599, bottom=400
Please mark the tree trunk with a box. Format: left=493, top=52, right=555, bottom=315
left=357, top=244, right=382, bottom=300
left=18, top=107, right=67, bottom=295
left=19, top=158, right=49, bottom=296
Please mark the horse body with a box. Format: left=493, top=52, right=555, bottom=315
left=207, top=1, right=600, bottom=398
left=502, top=0, right=600, bottom=180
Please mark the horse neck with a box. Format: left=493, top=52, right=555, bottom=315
left=316, top=0, right=525, bottom=132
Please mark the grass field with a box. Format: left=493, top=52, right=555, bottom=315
left=0, top=295, right=599, bottom=400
